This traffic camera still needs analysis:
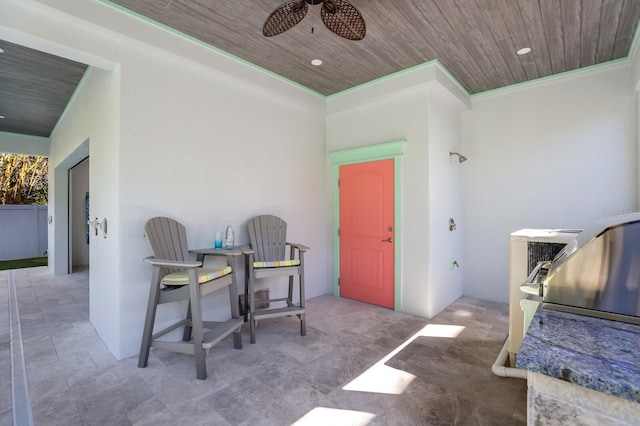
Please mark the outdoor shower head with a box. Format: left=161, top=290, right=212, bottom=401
left=449, top=151, right=468, bottom=163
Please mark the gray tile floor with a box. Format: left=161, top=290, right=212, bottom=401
left=2, top=266, right=527, bottom=425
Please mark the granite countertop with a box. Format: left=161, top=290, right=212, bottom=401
left=516, top=307, right=640, bottom=403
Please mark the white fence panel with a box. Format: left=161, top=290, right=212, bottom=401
left=0, top=205, right=48, bottom=261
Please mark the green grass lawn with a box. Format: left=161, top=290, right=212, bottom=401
left=0, top=257, right=48, bottom=271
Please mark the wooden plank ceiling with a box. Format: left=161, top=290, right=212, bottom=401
left=109, top=0, right=640, bottom=96
left=0, top=40, right=87, bottom=137
left=1, top=0, right=639, bottom=138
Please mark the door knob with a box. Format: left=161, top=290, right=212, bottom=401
left=382, top=237, right=393, bottom=243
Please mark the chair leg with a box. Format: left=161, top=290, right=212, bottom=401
left=250, top=315, right=257, bottom=344
left=299, top=260, right=306, bottom=337
left=244, top=257, right=250, bottom=322
left=195, top=348, right=207, bottom=380
left=249, top=271, right=257, bottom=344
left=183, top=301, right=193, bottom=342
left=228, top=264, right=243, bottom=350
left=287, top=274, right=294, bottom=307
left=187, top=268, right=207, bottom=380
left=233, top=330, right=243, bottom=349
left=139, top=268, right=162, bottom=368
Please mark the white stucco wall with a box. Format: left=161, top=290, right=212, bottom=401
left=2, top=0, right=329, bottom=359
left=326, top=70, right=469, bottom=319
left=426, top=86, right=466, bottom=316
left=461, top=63, right=637, bottom=303
left=49, top=65, right=122, bottom=353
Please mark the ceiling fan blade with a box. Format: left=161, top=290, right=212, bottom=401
left=321, top=0, right=366, bottom=41
left=263, top=1, right=309, bottom=37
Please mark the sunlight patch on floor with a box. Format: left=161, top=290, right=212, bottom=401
left=342, top=323, right=466, bottom=395
left=453, top=309, right=473, bottom=317
left=419, top=324, right=466, bottom=338
left=342, top=362, right=416, bottom=394
left=291, top=407, right=376, bottom=425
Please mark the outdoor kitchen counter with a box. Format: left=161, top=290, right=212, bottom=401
left=516, top=308, right=640, bottom=424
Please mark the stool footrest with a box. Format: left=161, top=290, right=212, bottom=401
left=252, top=306, right=305, bottom=320
left=202, top=318, right=243, bottom=349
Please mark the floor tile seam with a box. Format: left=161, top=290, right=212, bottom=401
left=123, top=400, right=177, bottom=425
left=85, top=347, right=106, bottom=369
left=38, top=319, right=68, bottom=366
left=130, top=362, right=201, bottom=410
left=28, top=373, right=74, bottom=408
left=22, top=336, right=58, bottom=367
left=8, top=270, right=35, bottom=426
left=163, top=388, right=221, bottom=418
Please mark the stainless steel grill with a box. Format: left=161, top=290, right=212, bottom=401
left=534, top=213, right=640, bottom=324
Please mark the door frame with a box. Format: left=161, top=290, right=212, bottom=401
left=329, top=140, right=406, bottom=311
left=68, top=156, right=90, bottom=273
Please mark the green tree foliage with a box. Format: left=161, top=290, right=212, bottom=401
left=0, top=154, right=49, bottom=205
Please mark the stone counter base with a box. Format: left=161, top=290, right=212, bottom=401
left=527, top=372, right=640, bottom=425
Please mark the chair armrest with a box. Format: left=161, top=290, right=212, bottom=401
left=143, top=257, right=202, bottom=268
left=240, top=245, right=254, bottom=255
left=287, top=242, right=310, bottom=252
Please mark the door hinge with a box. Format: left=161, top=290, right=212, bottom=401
left=338, top=278, right=340, bottom=286
left=338, top=228, right=340, bottom=236
left=338, top=179, right=340, bottom=187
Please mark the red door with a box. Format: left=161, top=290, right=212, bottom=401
left=339, top=159, right=395, bottom=308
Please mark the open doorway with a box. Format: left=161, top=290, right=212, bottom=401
left=69, top=157, right=89, bottom=272
left=51, top=138, right=89, bottom=275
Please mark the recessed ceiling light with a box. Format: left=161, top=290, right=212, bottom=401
left=516, top=47, right=532, bottom=55
left=311, top=59, right=323, bottom=66
left=0, top=48, right=4, bottom=54
left=0, top=116, right=5, bottom=119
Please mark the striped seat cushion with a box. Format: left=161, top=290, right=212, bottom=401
left=162, top=266, right=232, bottom=286
left=253, top=259, right=300, bottom=268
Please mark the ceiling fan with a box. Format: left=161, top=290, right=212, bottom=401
left=263, top=0, right=366, bottom=41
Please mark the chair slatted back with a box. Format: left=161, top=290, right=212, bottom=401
left=248, top=215, right=288, bottom=262
left=145, top=217, right=190, bottom=274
